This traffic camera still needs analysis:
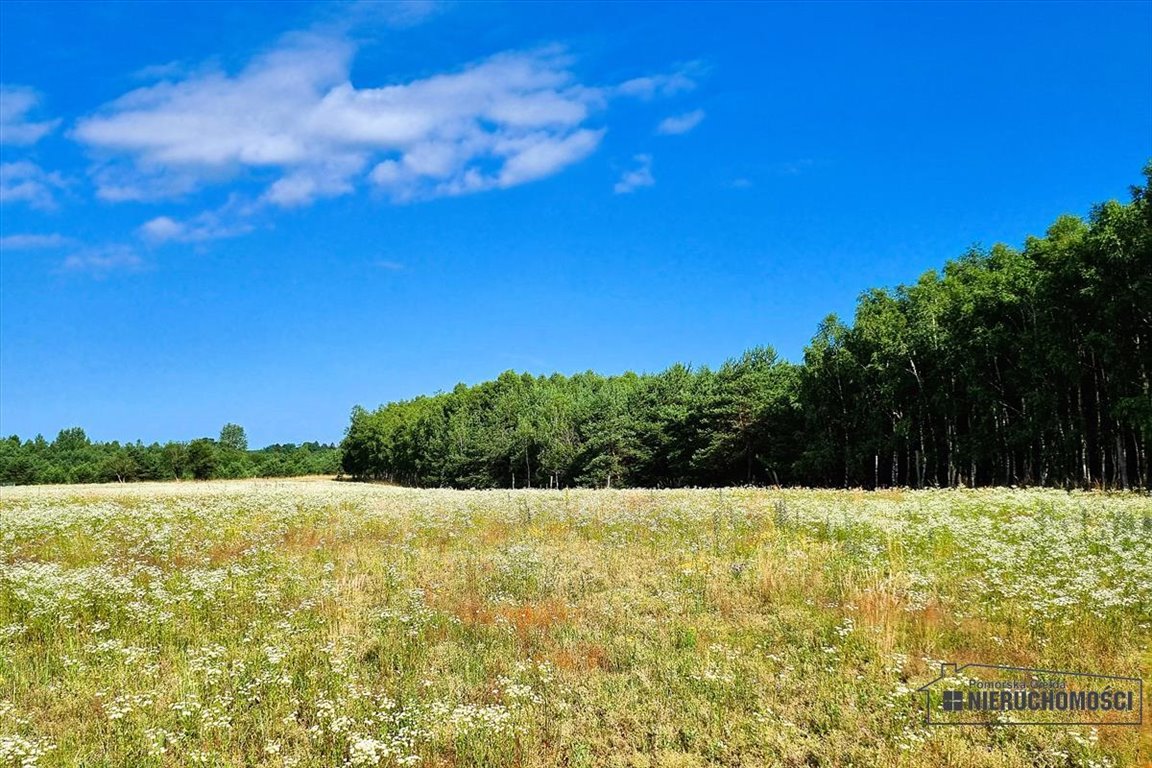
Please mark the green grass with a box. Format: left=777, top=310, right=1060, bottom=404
left=1, top=482, right=1149, bottom=767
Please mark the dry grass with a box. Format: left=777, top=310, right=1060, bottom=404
left=0, top=481, right=1148, bottom=767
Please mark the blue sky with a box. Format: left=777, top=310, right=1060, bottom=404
left=1, top=1, right=1149, bottom=446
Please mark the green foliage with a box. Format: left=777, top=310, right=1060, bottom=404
left=219, top=422, right=248, bottom=452
left=788, top=166, right=1151, bottom=489
left=4, top=165, right=1149, bottom=490
left=0, top=424, right=342, bottom=486
left=343, top=166, right=1151, bottom=490
left=342, top=353, right=804, bottom=489
left=186, top=439, right=218, bottom=480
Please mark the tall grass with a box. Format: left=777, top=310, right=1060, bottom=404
left=1, top=482, right=1148, bottom=767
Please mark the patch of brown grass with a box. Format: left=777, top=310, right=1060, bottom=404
left=478, top=523, right=513, bottom=546
left=205, top=538, right=253, bottom=565
left=281, top=525, right=327, bottom=552
left=503, top=600, right=571, bottom=636
left=549, top=642, right=611, bottom=672
left=447, top=595, right=574, bottom=644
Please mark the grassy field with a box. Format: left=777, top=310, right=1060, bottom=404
left=1, top=482, right=1149, bottom=767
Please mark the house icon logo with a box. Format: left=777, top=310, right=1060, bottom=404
left=918, top=662, right=1143, bottom=726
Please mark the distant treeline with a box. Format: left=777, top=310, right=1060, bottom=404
left=0, top=424, right=340, bottom=485
left=342, top=166, right=1151, bottom=490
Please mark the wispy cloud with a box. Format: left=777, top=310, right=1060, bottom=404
left=8, top=235, right=147, bottom=277
left=73, top=35, right=697, bottom=207
left=59, top=245, right=144, bottom=277
left=0, top=161, right=68, bottom=209
left=0, top=85, right=61, bottom=145
left=614, top=154, right=654, bottom=194
left=362, top=0, right=446, bottom=29
left=131, top=60, right=193, bottom=82
left=140, top=199, right=254, bottom=244
left=139, top=214, right=251, bottom=244
left=657, top=109, right=705, bottom=135
left=0, top=233, right=74, bottom=249
left=374, top=259, right=405, bottom=271
left=615, top=64, right=702, bottom=100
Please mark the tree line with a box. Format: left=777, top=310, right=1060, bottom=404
left=0, top=423, right=341, bottom=485
left=341, top=165, right=1151, bottom=490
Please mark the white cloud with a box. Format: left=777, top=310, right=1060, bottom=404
left=0, top=161, right=68, bottom=209
left=497, top=129, right=604, bottom=187
left=131, top=61, right=192, bottom=82
left=615, top=68, right=698, bottom=100
left=74, top=36, right=697, bottom=206
left=90, top=166, right=206, bottom=203
left=0, top=86, right=60, bottom=145
left=59, top=245, right=143, bottom=276
left=613, top=154, right=654, bottom=195
left=0, top=233, right=74, bottom=249
left=264, top=153, right=365, bottom=207
left=139, top=201, right=254, bottom=243
left=367, top=0, right=445, bottom=29
left=657, top=109, right=705, bottom=135
left=139, top=216, right=184, bottom=242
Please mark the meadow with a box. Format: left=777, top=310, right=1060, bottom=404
left=0, top=481, right=1149, bottom=767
